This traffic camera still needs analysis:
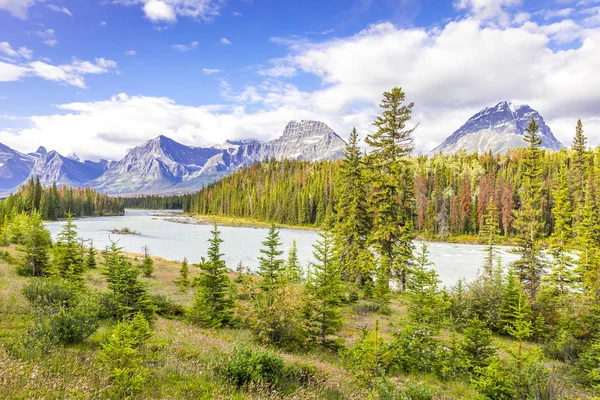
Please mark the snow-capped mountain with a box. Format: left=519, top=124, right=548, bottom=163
left=0, top=120, right=346, bottom=196
left=92, top=120, right=346, bottom=195
left=27, top=151, right=109, bottom=187
left=430, top=101, right=563, bottom=155
left=0, top=143, right=37, bottom=191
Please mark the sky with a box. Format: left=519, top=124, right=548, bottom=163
left=0, top=0, right=599, bottom=161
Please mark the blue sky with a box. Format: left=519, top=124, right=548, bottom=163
left=1, top=0, right=599, bottom=160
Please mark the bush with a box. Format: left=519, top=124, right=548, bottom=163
left=22, top=278, right=77, bottom=309
left=402, top=382, right=434, bottom=400
left=388, top=326, right=443, bottom=376
left=150, top=294, right=185, bottom=319
left=23, top=297, right=101, bottom=347
left=220, top=345, right=316, bottom=393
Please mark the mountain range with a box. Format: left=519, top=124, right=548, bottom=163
left=0, top=105, right=565, bottom=196
left=0, top=120, right=346, bottom=196
left=430, top=101, right=563, bottom=155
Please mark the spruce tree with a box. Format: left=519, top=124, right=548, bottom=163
left=102, top=241, right=156, bottom=321
left=461, top=317, right=495, bottom=371
left=500, top=268, right=532, bottom=335
left=175, top=257, right=191, bottom=292
left=572, top=119, right=588, bottom=212
left=52, top=214, right=85, bottom=284
left=512, top=117, right=547, bottom=305
left=364, top=87, right=416, bottom=291
left=86, top=239, right=97, bottom=269
left=373, top=257, right=391, bottom=313
left=305, top=230, right=344, bottom=346
left=257, top=224, right=285, bottom=299
left=481, top=198, right=500, bottom=280
left=189, top=224, right=234, bottom=328
left=334, top=128, right=371, bottom=285
left=284, top=240, right=303, bottom=283
left=574, top=177, right=600, bottom=290
left=141, top=245, right=154, bottom=278
left=406, top=242, right=444, bottom=329
left=19, top=211, right=52, bottom=276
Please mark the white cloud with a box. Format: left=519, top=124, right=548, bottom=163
left=4, top=13, right=600, bottom=158
left=125, top=50, right=137, bottom=56
left=31, top=29, right=59, bottom=47
left=454, top=0, right=522, bottom=25
left=220, top=37, right=232, bottom=45
left=172, top=40, right=199, bottom=51
left=0, top=0, right=40, bottom=19
left=113, top=0, right=223, bottom=24
left=144, top=0, right=177, bottom=23
left=99, top=21, right=107, bottom=26
left=0, top=42, right=33, bottom=59
left=544, top=8, right=573, bottom=20
left=258, top=65, right=297, bottom=78
left=0, top=61, right=28, bottom=81
left=202, top=68, right=221, bottom=74
left=47, top=4, right=72, bottom=16
left=0, top=57, right=118, bottom=87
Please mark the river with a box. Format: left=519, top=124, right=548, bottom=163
left=46, top=209, right=519, bottom=287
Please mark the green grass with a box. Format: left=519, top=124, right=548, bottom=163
left=0, top=245, right=597, bottom=399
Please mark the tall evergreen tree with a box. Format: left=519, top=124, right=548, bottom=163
left=512, top=118, right=547, bottom=305
left=257, top=224, right=285, bottom=299
left=19, top=211, right=52, bottom=276
left=189, top=224, right=234, bottom=328
left=305, top=230, right=344, bottom=346
left=334, top=128, right=371, bottom=285
left=365, top=87, right=416, bottom=292
left=52, top=214, right=85, bottom=284
left=572, top=119, right=588, bottom=212
left=481, top=198, right=500, bottom=280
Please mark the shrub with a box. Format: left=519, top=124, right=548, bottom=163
left=22, top=278, right=77, bottom=309
left=23, top=296, right=100, bottom=347
left=388, top=325, right=443, bottom=376
left=402, top=382, right=434, bottom=400
left=150, top=293, right=185, bottom=319
left=220, top=345, right=317, bottom=393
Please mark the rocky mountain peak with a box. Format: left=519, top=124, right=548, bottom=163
left=430, top=101, right=563, bottom=155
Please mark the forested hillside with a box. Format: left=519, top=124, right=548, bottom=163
left=128, top=120, right=594, bottom=242
left=0, top=177, right=125, bottom=221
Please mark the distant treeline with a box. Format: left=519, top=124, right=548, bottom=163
left=124, top=143, right=600, bottom=239
left=122, top=194, right=188, bottom=210
left=0, top=177, right=125, bottom=221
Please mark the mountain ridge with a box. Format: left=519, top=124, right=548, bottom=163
left=430, top=101, right=563, bottom=155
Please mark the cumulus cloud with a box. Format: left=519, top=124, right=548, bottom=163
left=454, top=0, right=522, bottom=25
left=0, top=53, right=118, bottom=88
left=113, top=0, right=223, bottom=24
left=202, top=68, right=221, bottom=74
left=172, top=41, right=199, bottom=51
left=3, top=11, right=600, bottom=158
left=0, top=0, right=40, bottom=19
left=0, top=42, right=33, bottom=59
left=220, top=37, right=232, bottom=45
left=47, top=4, right=72, bottom=16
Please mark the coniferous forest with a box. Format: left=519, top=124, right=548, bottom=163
left=2, top=88, right=600, bottom=399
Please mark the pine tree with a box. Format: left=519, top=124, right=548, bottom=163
left=365, top=87, right=416, bottom=291
left=406, top=242, right=445, bottom=329
left=512, top=117, right=547, bottom=305
left=103, top=242, right=156, bottom=322
left=334, top=128, right=371, bottom=285
left=284, top=240, right=303, bottom=283
left=19, top=211, right=52, bottom=276
left=481, top=198, right=500, bottom=280
left=175, top=257, right=191, bottom=292
left=141, top=245, right=154, bottom=278
left=189, top=224, right=234, bottom=328
left=572, top=119, right=588, bottom=212
left=257, top=224, right=285, bottom=299
left=52, top=214, right=85, bottom=284
left=461, top=317, right=495, bottom=371
left=500, top=268, right=532, bottom=335
left=86, top=239, right=97, bottom=269
left=305, top=231, right=344, bottom=346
